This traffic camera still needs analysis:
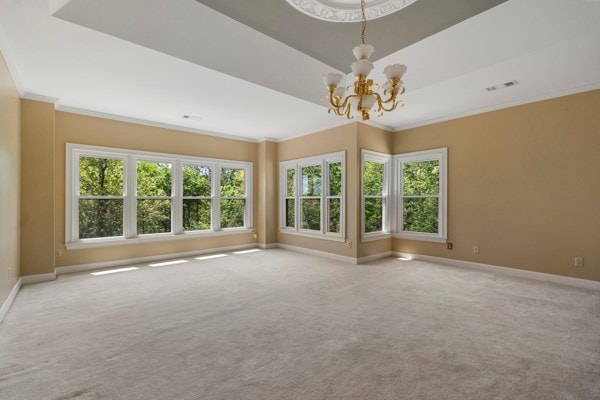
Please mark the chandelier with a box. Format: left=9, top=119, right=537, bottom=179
left=323, top=0, right=407, bottom=121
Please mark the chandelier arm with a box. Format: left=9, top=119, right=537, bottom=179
left=373, top=92, right=400, bottom=113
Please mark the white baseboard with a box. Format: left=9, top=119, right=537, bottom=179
left=393, top=252, right=600, bottom=291
left=357, top=251, right=393, bottom=264
left=258, top=243, right=278, bottom=249
left=21, top=271, right=57, bottom=285
left=0, top=278, right=22, bottom=325
left=276, top=243, right=358, bottom=264
left=56, top=243, right=258, bottom=275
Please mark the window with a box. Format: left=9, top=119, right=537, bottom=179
left=361, top=150, right=391, bottom=240
left=280, top=152, right=345, bottom=241
left=395, top=148, right=447, bottom=242
left=66, top=144, right=252, bottom=249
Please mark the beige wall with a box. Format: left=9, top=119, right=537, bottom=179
left=20, top=100, right=55, bottom=276
left=0, top=51, right=20, bottom=305
left=393, top=90, right=600, bottom=281
left=277, top=124, right=358, bottom=258
left=257, top=141, right=278, bottom=245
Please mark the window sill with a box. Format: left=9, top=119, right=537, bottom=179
left=393, top=233, right=447, bottom=243
left=361, top=232, right=392, bottom=242
left=65, top=228, right=254, bottom=250
left=279, top=229, right=345, bottom=242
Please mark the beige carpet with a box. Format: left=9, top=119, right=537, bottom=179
left=1, top=249, right=599, bottom=400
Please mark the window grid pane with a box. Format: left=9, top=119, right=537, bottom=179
left=183, top=164, right=211, bottom=197
left=402, top=160, right=439, bottom=196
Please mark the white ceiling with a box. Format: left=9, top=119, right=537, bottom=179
left=0, top=0, right=599, bottom=142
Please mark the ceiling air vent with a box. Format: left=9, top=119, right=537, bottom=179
left=183, top=115, right=203, bottom=121
left=485, top=80, right=519, bottom=92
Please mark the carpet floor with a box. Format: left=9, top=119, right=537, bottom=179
left=1, top=249, right=599, bottom=400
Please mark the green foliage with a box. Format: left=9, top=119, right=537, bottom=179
left=79, top=157, right=123, bottom=196
left=183, top=199, right=211, bottom=231
left=363, top=161, right=383, bottom=196
left=403, top=198, right=438, bottom=233
left=220, top=168, right=245, bottom=229
left=364, top=198, right=383, bottom=233
left=79, top=199, right=123, bottom=238
left=403, top=161, right=439, bottom=195
left=328, top=198, right=340, bottom=233
left=183, top=165, right=211, bottom=197
left=78, top=157, right=124, bottom=238
left=136, top=162, right=172, bottom=234
left=328, top=162, right=342, bottom=196
left=286, top=169, right=295, bottom=196
left=402, top=160, right=439, bottom=233
left=302, top=165, right=321, bottom=196
left=301, top=199, right=320, bottom=230
left=285, top=199, right=295, bottom=228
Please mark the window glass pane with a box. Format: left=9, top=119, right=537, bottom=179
left=183, top=199, right=211, bottom=231
left=403, top=160, right=439, bottom=196
left=286, top=168, right=295, bottom=197
left=364, top=198, right=383, bottom=233
left=328, top=162, right=342, bottom=196
left=183, top=165, right=211, bottom=197
left=137, top=161, right=172, bottom=197
left=220, top=168, right=245, bottom=197
left=328, top=198, right=341, bottom=233
left=221, top=199, right=245, bottom=228
left=403, top=198, right=439, bottom=233
left=79, top=157, right=123, bottom=196
left=79, top=199, right=123, bottom=238
left=363, top=161, right=384, bottom=196
left=301, top=199, right=321, bottom=230
left=301, top=165, right=321, bottom=196
left=137, top=199, right=172, bottom=234
left=285, top=199, right=295, bottom=228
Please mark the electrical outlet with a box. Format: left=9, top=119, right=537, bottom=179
left=447, top=242, right=453, bottom=250
left=55, top=250, right=62, bottom=257
left=346, top=241, right=352, bottom=248
left=253, top=233, right=258, bottom=239
left=473, top=245, right=479, bottom=254
left=574, top=257, right=584, bottom=267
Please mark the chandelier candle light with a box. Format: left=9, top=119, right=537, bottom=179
left=323, top=0, right=407, bottom=121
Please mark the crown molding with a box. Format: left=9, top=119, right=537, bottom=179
left=23, top=92, right=60, bottom=104
left=55, top=105, right=260, bottom=143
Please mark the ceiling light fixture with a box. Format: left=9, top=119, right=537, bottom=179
left=323, top=0, right=407, bottom=121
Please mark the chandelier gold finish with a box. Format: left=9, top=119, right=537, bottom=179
left=323, top=0, right=407, bottom=121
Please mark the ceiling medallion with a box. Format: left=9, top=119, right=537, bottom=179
left=322, top=0, right=407, bottom=121
left=286, top=0, right=418, bottom=23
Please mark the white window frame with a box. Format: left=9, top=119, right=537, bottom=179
left=66, top=143, right=253, bottom=250
left=279, top=151, right=345, bottom=242
left=361, top=150, right=392, bottom=242
left=393, top=148, right=447, bottom=243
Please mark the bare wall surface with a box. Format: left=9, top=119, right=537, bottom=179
left=393, top=90, right=600, bottom=281
left=53, top=111, right=258, bottom=268
left=257, top=141, right=278, bottom=245
left=0, top=51, right=20, bottom=304
left=20, top=100, right=55, bottom=277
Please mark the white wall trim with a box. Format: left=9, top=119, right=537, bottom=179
left=393, top=252, right=600, bottom=291
left=0, top=278, right=22, bottom=325
left=21, top=271, right=57, bottom=285
left=258, top=243, right=278, bottom=249
left=56, top=243, right=257, bottom=275
left=22, top=92, right=59, bottom=104
left=357, top=251, right=393, bottom=264
left=276, top=243, right=357, bottom=264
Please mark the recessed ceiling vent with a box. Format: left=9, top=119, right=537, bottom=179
left=485, top=80, right=519, bottom=92
left=183, top=115, right=203, bottom=121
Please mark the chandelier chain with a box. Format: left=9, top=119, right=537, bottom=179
left=360, top=0, right=366, bottom=44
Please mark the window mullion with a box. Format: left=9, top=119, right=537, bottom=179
left=126, top=155, right=136, bottom=238
left=172, top=160, right=182, bottom=235
left=213, top=164, right=220, bottom=231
